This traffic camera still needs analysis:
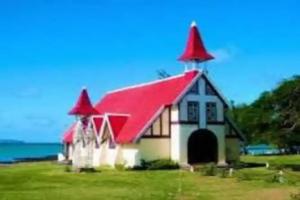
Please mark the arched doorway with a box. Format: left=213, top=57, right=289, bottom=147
left=188, top=129, right=218, bottom=164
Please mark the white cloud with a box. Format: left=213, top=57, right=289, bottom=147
left=211, top=46, right=239, bottom=63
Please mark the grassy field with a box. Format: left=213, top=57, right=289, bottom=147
left=0, top=156, right=299, bottom=200
left=242, top=155, right=300, bottom=166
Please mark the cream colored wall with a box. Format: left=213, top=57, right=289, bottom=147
left=207, top=125, right=226, bottom=165
left=122, top=138, right=171, bottom=167
left=139, top=138, right=170, bottom=160
left=225, top=138, right=240, bottom=162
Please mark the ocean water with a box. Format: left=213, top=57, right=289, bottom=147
left=0, top=143, right=63, bottom=163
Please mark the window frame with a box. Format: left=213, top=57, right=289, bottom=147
left=206, top=102, right=218, bottom=122
left=187, top=101, right=200, bottom=122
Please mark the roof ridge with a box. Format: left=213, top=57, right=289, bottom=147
left=105, top=113, right=131, bottom=116
left=106, top=70, right=199, bottom=94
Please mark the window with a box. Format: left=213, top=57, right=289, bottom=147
left=142, top=108, right=171, bottom=138
left=161, top=108, right=170, bottom=136
left=206, top=102, right=217, bottom=122
left=189, top=81, right=199, bottom=94
left=152, top=117, right=161, bottom=136
left=187, top=101, right=199, bottom=122
left=205, top=83, right=216, bottom=95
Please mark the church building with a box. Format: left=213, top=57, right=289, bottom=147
left=62, top=21, right=245, bottom=168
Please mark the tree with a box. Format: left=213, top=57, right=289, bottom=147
left=230, top=75, right=300, bottom=150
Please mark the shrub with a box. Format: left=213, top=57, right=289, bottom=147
left=291, top=191, right=300, bottom=200
left=64, top=165, right=72, bottom=172
left=267, top=172, right=285, bottom=183
left=148, top=159, right=179, bottom=170
left=201, top=163, right=218, bottom=176
left=272, top=164, right=285, bottom=170
left=115, top=164, right=126, bottom=171
left=135, top=159, right=179, bottom=170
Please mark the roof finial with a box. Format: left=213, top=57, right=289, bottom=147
left=191, top=20, right=197, bottom=27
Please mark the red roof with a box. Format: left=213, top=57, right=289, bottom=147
left=179, top=22, right=214, bottom=62
left=68, top=88, right=99, bottom=116
left=63, top=124, right=76, bottom=144
left=107, top=115, right=129, bottom=140
left=92, top=116, right=104, bottom=134
left=94, top=70, right=200, bottom=143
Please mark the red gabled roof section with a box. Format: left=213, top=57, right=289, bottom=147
left=68, top=88, right=99, bottom=116
left=92, top=116, right=104, bottom=135
left=63, top=124, right=76, bottom=144
left=179, top=21, right=214, bottom=62
left=95, top=70, right=200, bottom=143
left=107, top=115, right=129, bottom=140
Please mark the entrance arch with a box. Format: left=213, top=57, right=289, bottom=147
left=187, top=129, right=218, bottom=164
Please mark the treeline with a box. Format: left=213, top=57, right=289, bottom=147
left=229, top=75, right=300, bottom=150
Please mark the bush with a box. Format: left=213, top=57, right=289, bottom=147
left=115, top=164, right=126, bottom=171
left=201, top=163, right=218, bottom=176
left=291, top=191, right=300, bottom=200
left=135, top=159, right=179, bottom=170
left=148, top=159, right=179, bottom=170
left=64, top=165, right=72, bottom=172
left=270, top=164, right=285, bottom=170
left=267, top=172, right=286, bottom=183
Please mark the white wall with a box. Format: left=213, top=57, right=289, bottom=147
left=171, top=123, right=180, bottom=162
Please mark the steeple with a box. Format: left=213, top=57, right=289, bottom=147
left=68, top=87, right=98, bottom=116
left=179, top=21, right=214, bottom=70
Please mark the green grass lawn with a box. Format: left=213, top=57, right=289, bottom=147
left=0, top=156, right=299, bottom=200
left=241, top=155, right=300, bottom=166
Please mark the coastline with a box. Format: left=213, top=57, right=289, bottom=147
left=0, top=142, right=62, bottom=165
left=0, top=155, right=57, bottom=165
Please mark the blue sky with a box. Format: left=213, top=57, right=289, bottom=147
left=0, top=0, right=299, bottom=142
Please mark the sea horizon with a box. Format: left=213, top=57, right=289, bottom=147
left=0, top=142, right=63, bottom=163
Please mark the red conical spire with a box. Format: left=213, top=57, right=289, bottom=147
left=179, top=21, right=214, bottom=62
left=68, top=88, right=98, bottom=116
